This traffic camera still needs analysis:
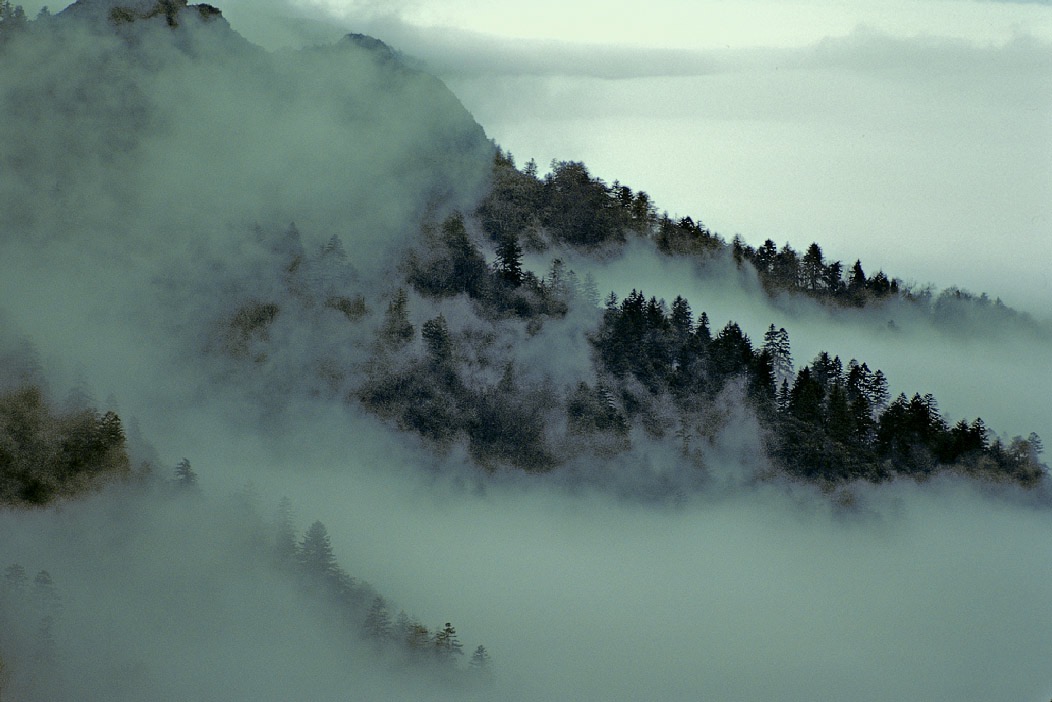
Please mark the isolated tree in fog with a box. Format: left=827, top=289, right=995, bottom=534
left=801, top=242, right=826, bottom=292
left=173, top=458, right=197, bottom=489
left=469, top=644, right=491, bottom=672
left=297, top=520, right=340, bottom=580
left=433, top=622, right=463, bottom=662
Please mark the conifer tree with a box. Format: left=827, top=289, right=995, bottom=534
left=494, top=234, right=524, bottom=286
left=173, top=458, right=198, bottom=490
left=801, top=242, right=826, bottom=292
left=433, top=622, right=463, bottom=662
left=469, top=644, right=492, bottom=673
left=762, top=325, right=793, bottom=386
left=849, top=260, right=867, bottom=293
left=297, top=520, right=340, bottom=581
left=695, top=312, right=711, bottom=345
left=670, top=296, right=693, bottom=339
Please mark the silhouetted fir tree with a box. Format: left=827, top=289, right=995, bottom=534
left=823, top=260, right=844, bottom=297
left=762, top=325, right=793, bottom=387
left=494, top=234, right=524, bottom=286
left=773, top=243, right=800, bottom=288
left=866, top=369, right=889, bottom=413
left=800, top=243, right=826, bottom=293
left=788, top=367, right=824, bottom=426
left=670, top=296, right=693, bottom=342
left=695, top=312, right=711, bottom=345
left=0, top=1, right=28, bottom=42
left=433, top=622, right=463, bottom=662
left=809, top=352, right=842, bottom=390
left=755, top=239, right=778, bottom=275
left=297, top=520, right=346, bottom=589
left=848, top=259, right=868, bottom=304
left=825, top=382, right=854, bottom=443
left=172, top=458, right=198, bottom=491
left=708, top=322, right=754, bottom=381
left=869, top=270, right=893, bottom=297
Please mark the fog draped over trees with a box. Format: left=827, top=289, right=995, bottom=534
left=0, top=2, right=1050, bottom=701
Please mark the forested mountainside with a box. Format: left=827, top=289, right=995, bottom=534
left=1, top=1, right=1050, bottom=699
left=0, top=0, right=1045, bottom=496
left=222, top=193, right=1046, bottom=490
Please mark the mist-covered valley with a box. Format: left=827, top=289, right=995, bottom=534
left=1, top=2, right=1050, bottom=700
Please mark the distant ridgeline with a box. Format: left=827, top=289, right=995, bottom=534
left=479, top=151, right=1039, bottom=330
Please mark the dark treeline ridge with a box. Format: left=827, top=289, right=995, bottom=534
left=225, top=204, right=1047, bottom=489
left=267, top=492, right=492, bottom=680
left=0, top=461, right=492, bottom=698
left=592, top=292, right=1045, bottom=485
left=478, top=150, right=1037, bottom=330
left=369, top=153, right=1046, bottom=486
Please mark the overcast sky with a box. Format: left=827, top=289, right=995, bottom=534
left=194, top=0, right=1052, bottom=316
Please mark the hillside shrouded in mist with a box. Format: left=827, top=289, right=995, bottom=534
left=1, top=2, right=1050, bottom=700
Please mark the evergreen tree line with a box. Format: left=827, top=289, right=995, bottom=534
left=476, top=150, right=1035, bottom=326
left=219, top=206, right=1047, bottom=488
left=592, top=291, right=1045, bottom=484
left=367, top=208, right=1046, bottom=485
left=270, top=496, right=492, bottom=676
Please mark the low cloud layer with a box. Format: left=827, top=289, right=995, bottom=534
left=1, top=4, right=1050, bottom=701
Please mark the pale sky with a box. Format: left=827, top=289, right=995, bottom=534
left=302, top=0, right=1052, bottom=48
